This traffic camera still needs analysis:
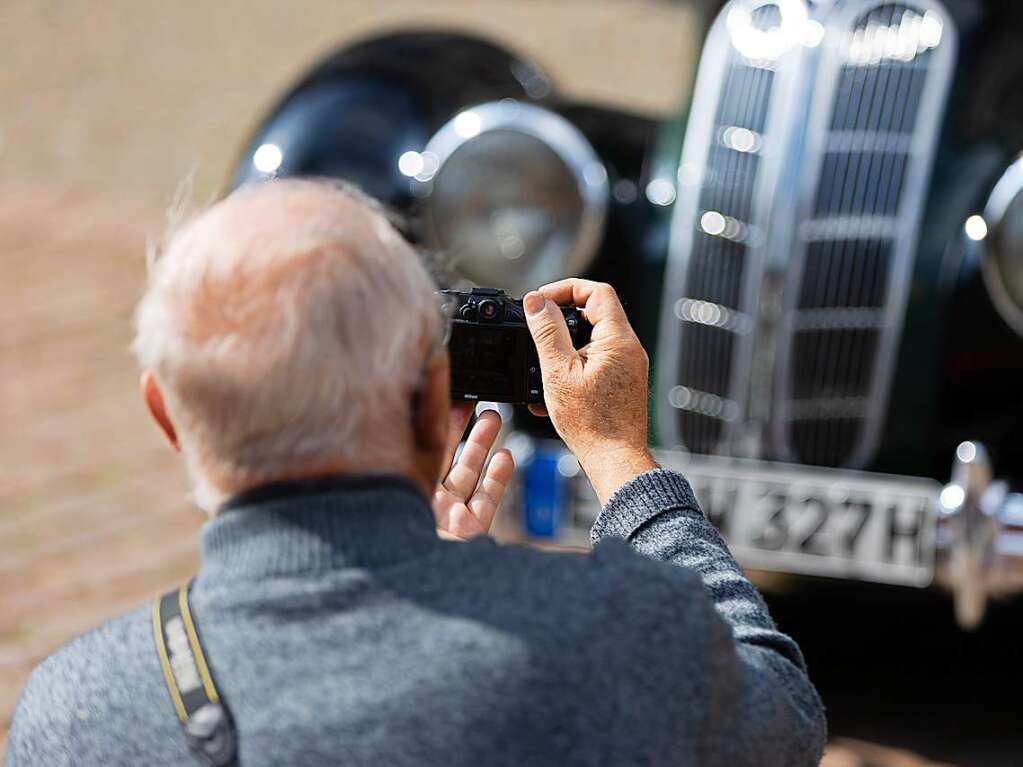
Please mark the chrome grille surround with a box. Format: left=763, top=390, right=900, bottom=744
left=656, top=0, right=816, bottom=454
left=771, top=0, right=956, bottom=467
left=657, top=0, right=956, bottom=469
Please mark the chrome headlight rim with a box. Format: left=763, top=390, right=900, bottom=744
left=981, top=153, right=1023, bottom=338
left=413, top=99, right=609, bottom=292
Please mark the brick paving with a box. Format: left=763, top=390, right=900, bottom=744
left=0, top=189, right=204, bottom=750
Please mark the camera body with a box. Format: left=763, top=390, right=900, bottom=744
left=440, top=288, right=591, bottom=404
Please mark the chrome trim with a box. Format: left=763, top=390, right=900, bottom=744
left=415, top=100, right=608, bottom=291
left=656, top=3, right=732, bottom=451
left=980, top=154, right=1023, bottom=337
left=936, top=441, right=1023, bottom=629
left=792, top=307, right=885, bottom=330
left=799, top=215, right=901, bottom=240
left=771, top=0, right=958, bottom=468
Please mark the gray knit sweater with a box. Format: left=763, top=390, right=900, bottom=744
left=6, top=470, right=826, bottom=766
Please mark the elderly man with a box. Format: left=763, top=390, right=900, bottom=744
left=7, top=179, right=825, bottom=766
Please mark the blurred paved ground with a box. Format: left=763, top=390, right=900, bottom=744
left=0, top=2, right=996, bottom=764
left=0, top=188, right=201, bottom=738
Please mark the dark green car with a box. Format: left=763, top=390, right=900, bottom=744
left=232, top=0, right=1023, bottom=629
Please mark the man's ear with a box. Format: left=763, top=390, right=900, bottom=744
left=141, top=371, right=180, bottom=452
left=413, top=352, right=450, bottom=455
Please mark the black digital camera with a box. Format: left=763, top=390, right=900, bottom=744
left=440, top=288, right=591, bottom=405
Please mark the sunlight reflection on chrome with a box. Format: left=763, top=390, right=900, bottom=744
left=726, top=0, right=808, bottom=63
left=453, top=111, right=482, bottom=139
left=847, top=9, right=943, bottom=65
left=700, top=210, right=727, bottom=236
left=964, top=215, right=988, bottom=242
left=802, top=19, right=825, bottom=48
left=646, top=178, right=677, bottom=207
left=675, top=297, right=754, bottom=335
left=669, top=385, right=740, bottom=422
left=722, top=126, right=760, bottom=154
left=398, top=151, right=424, bottom=177
left=252, top=143, right=283, bottom=174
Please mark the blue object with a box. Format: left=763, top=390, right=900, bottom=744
left=523, top=446, right=567, bottom=538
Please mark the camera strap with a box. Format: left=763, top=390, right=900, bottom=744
left=152, top=581, right=239, bottom=767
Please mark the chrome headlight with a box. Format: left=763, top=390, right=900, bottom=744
left=981, top=155, right=1023, bottom=336
left=410, top=101, right=608, bottom=297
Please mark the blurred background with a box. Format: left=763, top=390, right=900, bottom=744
left=0, top=0, right=697, bottom=754
left=1, top=1, right=1023, bottom=767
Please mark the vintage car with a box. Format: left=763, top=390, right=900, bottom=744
left=230, top=0, right=1023, bottom=628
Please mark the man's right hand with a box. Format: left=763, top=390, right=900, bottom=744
left=523, top=279, right=658, bottom=506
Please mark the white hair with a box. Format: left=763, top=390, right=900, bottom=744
left=133, top=178, right=443, bottom=511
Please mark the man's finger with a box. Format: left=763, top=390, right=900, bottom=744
left=469, top=448, right=515, bottom=532
left=524, top=292, right=576, bottom=376
left=535, top=278, right=629, bottom=328
left=535, top=278, right=606, bottom=307
left=527, top=403, right=549, bottom=418
left=442, top=409, right=501, bottom=497
left=441, top=401, right=476, bottom=472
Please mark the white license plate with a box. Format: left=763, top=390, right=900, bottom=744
left=652, top=453, right=940, bottom=587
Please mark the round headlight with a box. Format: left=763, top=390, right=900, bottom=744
left=981, top=155, right=1023, bottom=336
left=413, top=101, right=608, bottom=296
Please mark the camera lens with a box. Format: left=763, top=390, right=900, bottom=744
left=478, top=299, right=501, bottom=321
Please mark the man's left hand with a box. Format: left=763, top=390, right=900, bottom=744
left=433, top=403, right=515, bottom=540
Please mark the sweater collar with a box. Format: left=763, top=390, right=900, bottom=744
left=197, top=474, right=440, bottom=581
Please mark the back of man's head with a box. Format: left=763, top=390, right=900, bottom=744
left=133, top=179, right=442, bottom=511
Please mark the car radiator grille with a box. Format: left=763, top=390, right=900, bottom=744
left=657, top=0, right=955, bottom=468
left=663, top=4, right=783, bottom=455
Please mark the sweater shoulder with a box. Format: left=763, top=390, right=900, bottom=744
left=6, top=604, right=183, bottom=766
left=31, top=603, right=154, bottom=688
left=457, top=535, right=706, bottom=628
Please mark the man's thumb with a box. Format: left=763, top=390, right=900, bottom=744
left=524, top=291, right=574, bottom=370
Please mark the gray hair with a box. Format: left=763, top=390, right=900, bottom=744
left=133, top=179, right=443, bottom=511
